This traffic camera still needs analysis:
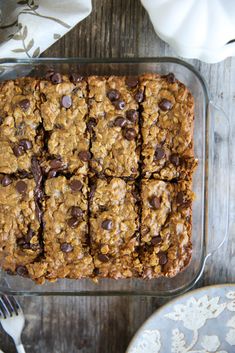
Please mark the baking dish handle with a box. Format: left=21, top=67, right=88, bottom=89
left=206, top=102, right=230, bottom=257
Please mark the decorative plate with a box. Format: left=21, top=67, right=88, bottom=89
left=126, top=284, right=235, bottom=353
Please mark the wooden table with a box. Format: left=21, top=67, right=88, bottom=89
left=1, top=1, right=234, bottom=352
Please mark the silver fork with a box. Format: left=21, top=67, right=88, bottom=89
left=0, top=295, right=26, bottom=353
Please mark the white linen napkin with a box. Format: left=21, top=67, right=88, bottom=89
left=0, top=0, right=92, bottom=58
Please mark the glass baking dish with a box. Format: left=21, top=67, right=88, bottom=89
left=0, top=58, right=229, bottom=297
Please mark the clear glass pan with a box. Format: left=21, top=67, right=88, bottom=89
left=0, top=58, right=230, bottom=297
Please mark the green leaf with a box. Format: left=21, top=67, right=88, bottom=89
left=12, top=33, right=23, bottom=40
left=32, top=47, right=40, bottom=57
left=53, top=33, right=61, bottom=40
left=26, top=38, right=34, bottom=52
left=11, top=48, right=26, bottom=53
left=23, top=26, right=28, bottom=40
left=17, top=0, right=28, bottom=4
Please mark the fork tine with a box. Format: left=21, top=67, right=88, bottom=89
left=0, top=297, right=9, bottom=318
left=8, top=295, right=20, bottom=314
left=2, top=295, right=17, bottom=315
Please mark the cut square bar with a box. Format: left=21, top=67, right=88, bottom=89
left=89, top=177, right=142, bottom=278
left=140, top=179, right=194, bottom=278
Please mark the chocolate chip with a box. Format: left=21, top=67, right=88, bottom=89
left=13, top=145, right=25, bottom=157
left=40, top=93, right=47, bottom=102
left=169, top=154, right=179, bottom=166
left=1, top=175, right=12, bottom=187
left=70, top=73, right=83, bottom=83
left=19, top=99, right=30, bottom=111
left=15, top=180, right=27, bottom=194
left=70, top=179, right=83, bottom=192
left=101, top=219, right=112, bottom=230
left=134, top=90, right=144, bottom=103
left=176, top=191, right=185, bottom=205
left=154, top=147, right=165, bottom=161
left=89, top=183, right=96, bottom=200
left=132, top=189, right=140, bottom=201
left=114, top=116, right=127, bottom=127
left=123, top=128, right=136, bottom=141
left=107, top=89, right=120, bottom=101
left=16, top=265, right=29, bottom=277
left=50, top=159, right=63, bottom=169
left=113, top=100, right=125, bottom=110
left=97, top=253, right=109, bottom=263
left=51, top=73, right=62, bottom=84
left=159, top=99, right=173, bottom=111
left=67, top=217, right=80, bottom=228
left=99, top=205, right=108, bottom=212
left=60, top=242, right=74, bottom=253
left=158, top=252, right=168, bottom=265
left=31, top=157, right=42, bottom=185
left=163, top=73, right=176, bottom=83
left=151, top=236, right=162, bottom=245
left=126, top=109, right=139, bottom=123
left=93, top=268, right=100, bottom=275
left=26, top=229, right=35, bottom=242
left=45, top=70, right=54, bottom=80
left=87, top=118, right=97, bottom=132
left=126, top=77, right=138, bottom=88
left=48, top=169, right=57, bottom=178
left=148, top=196, right=161, bottom=209
left=78, top=151, right=91, bottom=162
left=19, top=139, right=32, bottom=151
left=61, top=95, right=72, bottom=109
left=0, top=116, right=3, bottom=125
left=18, top=170, right=30, bottom=179
left=17, top=238, right=27, bottom=247
left=70, top=206, right=83, bottom=218
left=35, top=202, right=42, bottom=223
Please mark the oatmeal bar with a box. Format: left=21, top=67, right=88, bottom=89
left=89, top=177, right=142, bottom=278
left=0, top=177, right=42, bottom=276
left=140, top=179, right=194, bottom=278
left=88, top=76, right=141, bottom=178
left=0, top=78, right=43, bottom=174
left=140, top=73, right=197, bottom=180
left=28, top=175, right=94, bottom=282
left=40, top=74, right=89, bottom=175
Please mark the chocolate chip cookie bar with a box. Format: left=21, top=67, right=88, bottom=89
left=89, top=177, right=142, bottom=278
left=28, top=175, right=94, bottom=282
left=140, top=179, right=194, bottom=278
left=88, top=76, right=141, bottom=178
left=0, top=78, right=43, bottom=175
left=140, top=73, right=197, bottom=180
left=40, top=74, right=89, bottom=176
left=0, top=177, right=42, bottom=276
left=0, top=71, right=197, bottom=284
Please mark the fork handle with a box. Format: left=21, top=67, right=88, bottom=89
left=16, top=344, right=26, bottom=353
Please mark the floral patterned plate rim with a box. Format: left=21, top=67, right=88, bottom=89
left=126, top=284, right=235, bottom=353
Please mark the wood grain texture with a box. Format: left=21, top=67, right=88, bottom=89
left=0, top=0, right=235, bottom=352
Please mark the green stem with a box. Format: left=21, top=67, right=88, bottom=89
left=22, top=34, right=31, bottom=58
left=27, top=5, right=70, bottom=28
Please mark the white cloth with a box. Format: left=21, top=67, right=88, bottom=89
left=0, top=0, right=92, bottom=58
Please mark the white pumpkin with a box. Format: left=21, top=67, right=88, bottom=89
left=141, top=0, right=235, bottom=63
